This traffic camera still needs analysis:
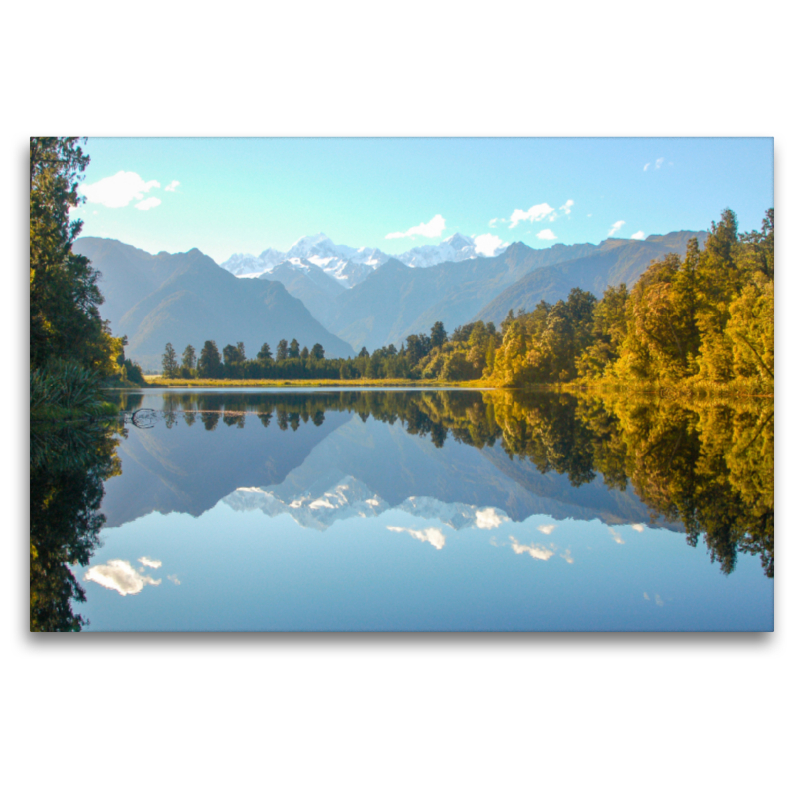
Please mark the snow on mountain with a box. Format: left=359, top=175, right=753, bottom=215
left=399, top=233, right=485, bottom=268
left=219, top=232, right=509, bottom=286
left=222, top=481, right=511, bottom=535
left=223, top=479, right=388, bottom=530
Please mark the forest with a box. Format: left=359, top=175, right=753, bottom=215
left=30, top=137, right=146, bottom=419
left=159, top=207, right=773, bottom=394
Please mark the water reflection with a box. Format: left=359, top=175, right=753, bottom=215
left=30, top=389, right=774, bottom=630
left=30, top=422, right=122, bottom=631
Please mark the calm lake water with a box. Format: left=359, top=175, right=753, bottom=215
left=30, top=389, right=774, bottom=631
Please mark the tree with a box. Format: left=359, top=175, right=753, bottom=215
left=222, top=343, right=245, bottom=378
left=501, top=308, right=516, bottom=337
left=276, top=339, right=289, bottom=361
left=162, top=343, right=179, bottom=378
left=30, top=137, right=119, bottom=373
left=257, top=342, right=273, bottom=363
left=181, top=344, right=196, bottom=372
left=198, top=340, right=222, bottom=378
left=311, top=343, right=325, bottom=359
left=300, top=346, right=309, bottom=359
left=289, top=339, right=300, bottom=359
left=430, top=321, right=448, bottom=349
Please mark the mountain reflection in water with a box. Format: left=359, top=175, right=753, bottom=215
left=30, top=389, right=774, bottom=631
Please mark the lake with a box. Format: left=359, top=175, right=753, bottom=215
left=30, top=389, right=774, bottom=632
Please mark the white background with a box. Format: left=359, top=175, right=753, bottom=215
left=4, top=2, right=797, bottom=798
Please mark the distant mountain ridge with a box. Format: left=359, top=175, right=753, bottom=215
left=319, top=231, right=707, bottom=351
left=74, top=237, right=354, bottom=369
left=221, top=232, right=509, bottom=286
left=474, top=231, right=708, bottom=324
left=76, top=227, right=709, bottom=365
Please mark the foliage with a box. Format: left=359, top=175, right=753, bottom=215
left=198, top=340, right=222, bottom=378
left=31, top=358, right=106, bottom=417
left=30, top=138, right=120, bottom=375
left=162, top=342, right=179, bottom=378
left=483, top=209, right=773, bottom=394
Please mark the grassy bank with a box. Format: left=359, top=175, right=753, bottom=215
left=143, top=376, right=489, bottom=389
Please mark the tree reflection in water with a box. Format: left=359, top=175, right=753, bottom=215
left=30, top=422, right=123, bottom=631
left=30, top=389, right=773, bottom=630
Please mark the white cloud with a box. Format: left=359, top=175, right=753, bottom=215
left=387, top=525, right=446, bottom=550
left=84, top=559, right=161, bottom=596
left=560, top=549, right=574, bottom=565
left=138, top=556, right=162, bottom=569
left=509, top=203, right=555, bottom=229
left=488, top=218, right=500, bottom=228
left=167, top=574, right=181, bottom=585
left=631, top=231, right=646, bottom=240
left=473, top=233, right=508, bottom=257
left=609, top=528, right=625, bottom=545
left=644, top=163, right=650, bottom=171
left=475, top=507, right=509, bottom=529
left=631, top=524, right=645, bottom=532
left=386, top=214, right=446, bottom=240
left=537, top=229, right=557, bottom=240
left=537, top=524, right=556, bottom=535
left=608, top=220, right=625, bottom=237
left=165, top=180, right=180, bottom=192
left=643, top=592, right=650, bottom=600
left=655, top=157, right=664, bottom=169
left=509, top=536, right=555, bottom=561
left=560, top=199, right=574, bottom=215
left=135, top=197, right=161, bottom=211
left=80, top=171, right=160, bottom=208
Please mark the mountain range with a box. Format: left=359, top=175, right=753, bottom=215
left=76, top=227, right=707, bottom=363
left=74, top=238, right=354, bottom=369
left=221, top=232, right=506, bottom=285
left=310, top=230, right=707, bottom=351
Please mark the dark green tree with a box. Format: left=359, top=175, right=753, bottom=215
left=257, top=342, right=273, bottom=363
left=162, top=343, right=179, bottom=378
left=181, top=344, right=196, bottom=372
left=430, top=321, right=448, bottom=349
left=289, top=339, right=301, bottom=359
left=223, top=343, right=245, bottom=378
left=311, top=343, right=325, bottom=359
left=198, top=340, right=222, bottom=378
left=276, top=339, right=289, bottom=361
left=30, top=137, right=119, bottom=374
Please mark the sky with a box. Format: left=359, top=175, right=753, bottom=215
left=71, top=137, right=774, bottom=265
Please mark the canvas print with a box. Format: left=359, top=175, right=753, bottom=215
left=30, top=137, right=774, bottom=632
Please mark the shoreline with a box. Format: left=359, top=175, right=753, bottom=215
left=123, top=376, right=773, bottom=399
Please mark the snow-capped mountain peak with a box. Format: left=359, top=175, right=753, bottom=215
left=219, top=232, right=509, bottom=286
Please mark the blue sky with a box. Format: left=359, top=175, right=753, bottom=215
left=71, top=137, right=774, bottom=264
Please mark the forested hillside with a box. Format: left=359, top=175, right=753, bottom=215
left=472, top=209, right=773, bottom=391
